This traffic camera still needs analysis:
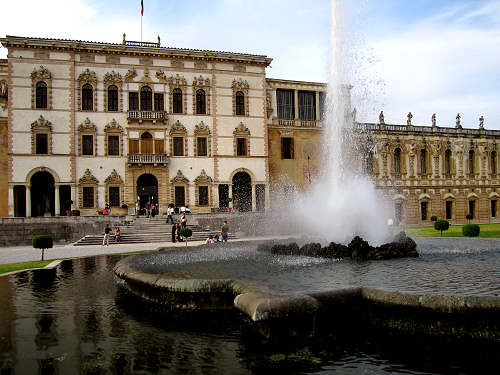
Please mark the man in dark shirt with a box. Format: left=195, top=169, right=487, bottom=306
left=171, top=221, right=177, bottom=243
left=221, top=221, right=229, bottom=242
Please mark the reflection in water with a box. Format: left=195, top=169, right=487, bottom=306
left=0, top=246, right=498, bottom=374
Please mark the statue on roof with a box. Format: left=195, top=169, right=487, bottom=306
left=431, top=113, right=436, bottom=127
left=407, top=112, right=413, bottom=125
left=479, top=115, right=484, bottom=129
left=379, top=111, right=385, bottom=124
left=456, top=113, right=461, bottom=128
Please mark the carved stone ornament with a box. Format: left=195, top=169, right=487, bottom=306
left=103, top=71, right=123, bottom=86
left=194, top=169, right=213, bottom=184
left=155, top=70, right=167, bottom=82
left=379, top=111, right=385, bottom=124
left=169, top=120, right=187, bottom=135
left=105, top=118, right=123, bottom=132
left=30, top=66, right=52, bottom=80
left=104, top=169, right=124, bottom=185
left=31, top=115, right=52, bottom=130
left=233, top=122, right=250, bottom=135
left=407, top=112, right=413, bottom=125
left=77, top=69, right=97, bottom=85
left=170, top=170, right=189, bottom=184
left=78, top=169, right=99, bottom=184
left=193, top=75, right=210, bottom=87
left=125, top=68, right=137, bottom=82
left=194, top=121, right=210, bottom=135
left=0, top=80, right=7, bottom=98
left=231, top=78, right=249, bottom=90
left=78, top=118, right=97, bottom=132
left=266, top=89, right=273, bottom=119
left=456, top=113, right=461, bottom=128
left=168, top=74, right=187, bottom=86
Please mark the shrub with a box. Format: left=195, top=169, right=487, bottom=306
left=32, top=234, right=53, bottom=260
left=466, top=213, right=473, bottom=222
left=180, top=227, right=193, bottom=246
left=434, top=220, right=450, bottom=236
left=462, top=224, right=480, bottom=237
left=430, top=216, right=438, bottom=222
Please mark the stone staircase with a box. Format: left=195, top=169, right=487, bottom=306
left=73, top=216, right=237, bottom=246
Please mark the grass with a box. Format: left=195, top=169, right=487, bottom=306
left=403, top=223, right=500, bottom=238
left=0, top=260, right=53, bottom=275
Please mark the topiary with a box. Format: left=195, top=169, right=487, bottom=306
left=32, top=234, right=53, bottom=260
left=466, top=213, right=473, bottom=222
left=180, top=227, right=193, bottom=246
left=434, top=220, right=450, bottom=236
left=462, top=223, right=480, bottom=237
left=430, top=216, right=438, bottom=222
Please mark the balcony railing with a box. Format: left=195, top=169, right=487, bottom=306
left=128, top=153, right=168, bottom=165
left=272, top=118, right=322, bottom=128
left=357, top=123, right=500, bottom=136
left=127, top=110, right=168, bottom=123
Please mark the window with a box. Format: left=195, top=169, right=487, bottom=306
left=445, top=150, right=452, bottom=176
left=109, top=186, right=120, bottom=207
left=492, top=151, right=497, bottom=175
left=128, top=139, right=139, bottom=154
left=35, top=133, right=48, bottom=154
left=140, top=132, right=153, bottom=154
left=108, top=135, right=119, bottom=156
left=129, top=92, right=139, bottom=111
left=469, top=150, right=475, bottom=174
left=235, top=91, right=245, bottom=116
left=140, top=86, right=152, bottom=111
left=421, top=201, right=428, bottom=221
left=196, top=89, right=206, bottom=114
left=81, top=84, right=93, bottom=111
left=175, top=186, right=185, bottom=206
left=420, top=149, right=427, bottom=174
left=394, top=148, right=401, bottom=175
left=237, top=138, right=247, bottom=156
left=445, top=201, right=452, bottom=219
left=173, top=137, right=184, bottom=156
left=35, top=81, right=47, bottom=109
left=82, top=187, right=94, bottom=208
left=107, top=85, right=118, bottom=111
left=154, top=139, right=164, bottom=154
left=277, top=89, right=294, bottom=120
left=82, top=135, right=94, bottom=155
left=154, top=93, right=164, bottom=111
left=173, top=88, right=182, bottom=114
left=319, top=91, right=326, bottom=120
left=198, top=186, right=208, bottom=206
left=469, top=200, right=475, bottom=218
left=197, top=137, right=207, bottom=156
left=298, top=91, right=316, bottom=121
left=281, top=137, right=294, bottom=159
left=492, top=200, right=497, bottom=218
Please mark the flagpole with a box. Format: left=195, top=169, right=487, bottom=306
left=141, top=15, right=143, bottom=42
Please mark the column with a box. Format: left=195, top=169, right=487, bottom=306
left=8, top=185, right=14, bottom=217
left=26, top=185, right=31, bottom=217
left=55, top=184, right=60, bottom=216
left=228, top=184, right=233, bottom=209
left=251, top=184, right=256, bottom=212
left=315, top=91, right=320, bottom=121
left=294, top=90, right=299, bottom=121
left=213, top=184, right=219, bottom=209
left=264, top=184, right=271, bottom=211
left=71, top=183, right=77, bottom=208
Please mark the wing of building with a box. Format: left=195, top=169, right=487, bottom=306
left=0, top=35, right=498, bottom=225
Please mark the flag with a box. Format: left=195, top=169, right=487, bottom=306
left=141, top=0, right=144, bottom=16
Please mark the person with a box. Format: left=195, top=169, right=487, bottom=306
left=185, top=206, right=191, bottom=214
left=151, top=203, right=156, bottom=218
left=171, top=221, right=177, bottom=243
left=145, top=202, right=151, bottom=218
left=135, top=200, right=140, bottom=216
left=166, top=205, right=174, bottom=224
left=176, top=221, right=182, bottom=242
left=214, top=233, right=220, bottom=242
left=180, top=212, right=187, bottom=228
left=105, top=203, right=111, bottom=215
left=221, top=220, right=229, bottom=242
left=103, top=224, right=111, bottom=246
left=180, top=205, right=186, bottom=214
left=205, top=235, right=212, bottom=244
left=114, top=226, right=121, bottom=242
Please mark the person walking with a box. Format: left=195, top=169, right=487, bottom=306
left=102, top=224, right=111, bottom=246
left=166, top=205, right=174, bottom=224
left=221, top=220, right=229, bottom=242
left=145, top=202, right=151, bottom=218
left=171, top=221, right=177, bottom=243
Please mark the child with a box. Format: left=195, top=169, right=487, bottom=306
left=205, top=235, right=212, bottom=244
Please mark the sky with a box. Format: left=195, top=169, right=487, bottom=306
left=1, top=0, right=499, bottom=129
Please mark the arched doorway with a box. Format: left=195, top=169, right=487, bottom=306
left=137, top=174, right=158, bottom=210
left=232, top=171, right=252, bottom=212
left=30, top=171, right=55, bottom=216
left=141, top=132, right=153, bottom=154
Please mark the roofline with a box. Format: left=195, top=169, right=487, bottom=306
left=0, top=35, right=273, bottom=66
left=266, top=77, right=327, bottom=87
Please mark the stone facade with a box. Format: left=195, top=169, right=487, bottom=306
left=0, top=59, right=8, bottom=217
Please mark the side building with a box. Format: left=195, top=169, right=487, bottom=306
left=0, top=59, right=7, bottom=217
left=0, top=35, right=272, bottom=217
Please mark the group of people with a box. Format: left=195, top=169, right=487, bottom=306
left=205, top=221, right=229, bottom=244
left=170, top=211, right=188, bottom=242
left=102, top=224, right=121, bottom=246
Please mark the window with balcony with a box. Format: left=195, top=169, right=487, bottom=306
left=173, top=88, right=183, bottom=114
left=35, top=81, right=48, bottom=109
left=140, top=86, right=152, bottom=111
left=35, top=133, right=48, bottom=154
left=81, top=84, right=93, bottom=111
left=281, top=137, right=294, bottom=159
left=196, top=89, right=206, bottom=114
left=276, top=89, right=294, bottom=120
left=129, top=92, right=139, bottom=111
left=107, top=85, right=118, bottom=111
left=154, top=93, right=164, bottom=111
left=298, top=91, right=316, bottom=121
left=173, top=137, right=184, bottom=156
left=140, top=132, right=153, bottom=154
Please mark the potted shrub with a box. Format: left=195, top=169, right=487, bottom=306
left=180, top=227, right=192, bottom=246
left=32, top=234, right=53, bottom=261
left=65, top=200, right=73, bottom=216
left=466, top=213, right=473, bottom=223
left=434, top=219, right=450, bottom=236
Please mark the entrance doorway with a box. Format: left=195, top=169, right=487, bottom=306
left=14, top=185, right=26, bottom=217
left=218, top=184, right=229, bottom=208
left=137, top=174, right=158, bottom=210
left=232, top=171, right=252, bottom=212
left=30, top=171, right=55, bottom=216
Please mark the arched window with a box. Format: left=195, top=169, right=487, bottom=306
left=469, top=150, right=475, bottom=174
left=492, top=151, right=497, bottom=175
left=107, top=85, right=118, bottom=112
left=36, top=81, right=48, bottom=109
left=173, top=88, right=183, bottom=114
left=235, top=91, right=245, bottom=116
left=420, top=149, right=427, bottom=174
left=196, top=89, right=206, bottom=114
left=394, top=148, right=401, bottom=175
left=445, top=149, right=452, bottom=176
left=140, top=131, right=153, bottom=154
left=140, top=86, right=152, bottom=111
left=81, top=84, right=93, bottom=111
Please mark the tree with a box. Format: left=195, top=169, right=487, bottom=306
left=434, top=220, right=450, bottom=237
left=32, top=234, right=53, bottom=260
left=466, top=213, right=473, bottom=223
left=430, top=216, right=437, bottom=222
left=180, top=227, right=192, bottom=246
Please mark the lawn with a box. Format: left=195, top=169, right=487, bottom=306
left=403, top=223, right=500, bottom=238
left=0, top=260, right=52, bottom=275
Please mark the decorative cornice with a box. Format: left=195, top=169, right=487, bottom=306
left=233, top=122, right=250, bottom=135
left=168, top=74, right=187, bottom=87
left=77, top=68, right=97, bottom=85
left=232, top=78, right=249, bottom=90
left=193, top=75, right=210, bottom=87
left=103, top=70, right=122, bottom=86
left=104, top=169, right=123, bottom=185
left=194, top=121, right=210, bottom=135
left=155, top=70, right=167, bottom=82
left=170, top=169, right=189, bottom=184
left=30, top=115, right=52, bottom=130
left=78, top=117, right=97, bottom=132
left=169, top=120, right=187, bottom=135
left=30, top=65, right=51, bottom=81
left=104, top=118, right=123, bottom=132
left=194, top=169, right=213, bottom=184
left=78, top=168, right=99, bottom=184
left=124, top=68, right=137, bottom=82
